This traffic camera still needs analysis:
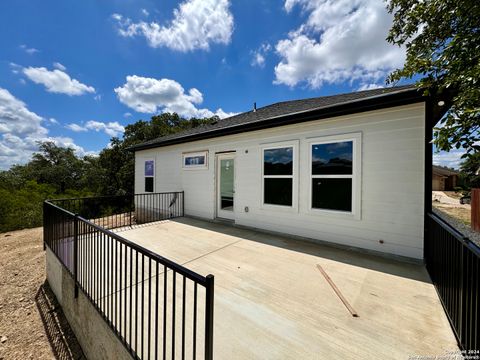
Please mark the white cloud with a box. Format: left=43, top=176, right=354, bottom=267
left=357, top=83, right=384, bottom=91
left=124, top=112, right=132, bottom=118
left=114, top=75, right=235, bottom=118
left=113, top=0, right=233, bottom=52
left=141, top=8, right=150, bottom=16
left=66, top=121, right=125, bottom=137
left=251, top=43, right=271, bottom=68
left=22, top=66, right=95, bottom=96
left=94, top=94, right=102, bottom=101
left=19, top=44, right=39, bottom=55
left=274, top=0, right=405, bottom=88
left=433, top=150, right=466, bottom=170
left=66, top=123, right=88, bottom=132
left=53, top=62, right=67, bottom=71
left=85, top=120, right=125, bottom=137
left=0, top=87, right=89, bottom=169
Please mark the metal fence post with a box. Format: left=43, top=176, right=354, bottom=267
left=43, top=201, right=47, bottom=251
left=74, top=214, right=79, bottom=299
left=205, top=274, right=214, bottom=360
left=182, top=191, right=185, bottom=217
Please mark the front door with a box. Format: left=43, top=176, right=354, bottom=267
left=217, top=154, right=235, bottom=220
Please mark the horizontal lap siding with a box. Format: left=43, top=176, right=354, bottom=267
left=135, top=103, right=426, bottom=259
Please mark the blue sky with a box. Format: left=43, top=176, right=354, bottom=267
left=0, top=0, right=460, bottom=170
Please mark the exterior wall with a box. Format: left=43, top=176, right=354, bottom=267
left=46, top=249, right=132, bottom=360
left=135, top=103, right=426, bottom=259
left=432, top=174, right=445, bottom=191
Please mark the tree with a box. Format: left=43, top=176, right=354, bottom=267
left=460, top=151, right=480, bottom=189
left=386, top=0, right=480, bottom=157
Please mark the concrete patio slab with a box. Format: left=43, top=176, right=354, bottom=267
left=110, top=217, right=459, bottom=360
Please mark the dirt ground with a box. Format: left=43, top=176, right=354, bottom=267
left=433, top=202, right=472, bottom=225
left=0, top=227, right=84, bottom=360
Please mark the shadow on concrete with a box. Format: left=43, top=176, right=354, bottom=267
left=168, top=216, right=430, bottom=283
left=35, top=281, right=85, bottom=360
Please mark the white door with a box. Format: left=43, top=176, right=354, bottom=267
left=217, top=153, right=235, bottom=220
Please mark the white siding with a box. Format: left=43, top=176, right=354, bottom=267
left=135, top=103, right=426, bottom=259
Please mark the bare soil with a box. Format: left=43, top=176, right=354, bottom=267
left=0, top=227, right=84, bottom=360
left=433, top=203, right=472, bottom=226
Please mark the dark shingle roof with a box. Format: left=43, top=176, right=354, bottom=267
left=130, top=84, right=422, bottom=151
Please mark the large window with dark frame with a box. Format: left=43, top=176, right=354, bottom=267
left=311, top=141, right=354, bottom=212
left=263, top=146, right=294, bottom=206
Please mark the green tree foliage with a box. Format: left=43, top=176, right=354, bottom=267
left=460, top=151, right=480, bottom=189
left=386, top=0, right=480, bottom=157
left=0, top=112, right=217, bottom=232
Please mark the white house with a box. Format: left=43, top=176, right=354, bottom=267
left=130, top=85, right=447, bottom=260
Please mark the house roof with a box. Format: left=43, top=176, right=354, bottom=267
left=432, top=165, right=459, bottom=177
left=129, top=84, right=425, bottom=151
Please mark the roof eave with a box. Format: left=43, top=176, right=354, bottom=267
left=128, top=88, right=425, bottom=152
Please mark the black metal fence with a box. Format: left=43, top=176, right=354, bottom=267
left=48, top=192, right=184, bottom=230
left=426, top=212, right=480, bottom=350
left=43, top=192, right=214, bottom=359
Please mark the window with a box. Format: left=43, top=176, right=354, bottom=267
left=263, top=146, right=294, bottom=207
left=144, top=160, right=154, bottom=193
left=309, top=135, right=360, bottom=215
left=183, top=151, right=208, bottom=169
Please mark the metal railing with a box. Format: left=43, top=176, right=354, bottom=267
left=43, top=192, right=214, bottom=359
left=48, top=192, right=184, bottom=230
left=426, top=212, right=480, bottom=350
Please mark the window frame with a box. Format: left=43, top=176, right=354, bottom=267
left=261, top=140, right=299, bottom=212
left=307, top=133, right=361, bottom=219
left=144, top=159, right=155, bottom=193
left=182, top=150, right=209, bottom=170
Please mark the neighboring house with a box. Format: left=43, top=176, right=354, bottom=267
left=432, top=165, right=459, bottom=191
left=130, top=85, right=448, bottom=260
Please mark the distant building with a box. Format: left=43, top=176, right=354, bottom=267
left=432, top=165, right=458, bottom=191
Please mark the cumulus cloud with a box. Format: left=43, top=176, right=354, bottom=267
left=66, top=123, right=88, bottom=132
left=251, top=43, right=271, bottom=68
left=84, top=121, right=125, bottom=137
left=358, top=83, right=385, bottom=91
left=114, top=75, right=235, bottom=118
left=53, top=62, right=67, bottom=71
left=22, top=66, right=95, bottom=95
left=0, top=87, right=89, bottom=169
left=113, top=0, right=233, bottom=52
left=19, top=44, right=39, bottom=55
left=433, top=149, right=466, bottom=170
left=274, top=0, right=405, bottom=88
left=66, top=121, right=125, bottom=137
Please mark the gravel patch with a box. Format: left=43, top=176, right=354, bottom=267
left=433, top=207, right=480, bottom=247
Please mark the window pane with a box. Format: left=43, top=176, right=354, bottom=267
left=185, top=155, right=205, bottom=166
left=312, top=178, right=352, bottom=211
left=264, top=147, right=293, bottom=175
left=145, top=177, right=154, bottom=193
left=264, top=178, right=292, bottom=206
left=312, top=141, right=353, bottom=175
left=220, top=159, right=234, bottom=211
left=145, top=160, right=154, bottom=176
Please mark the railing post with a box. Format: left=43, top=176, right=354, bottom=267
left=182, top=191, right=185, bottom=217
left=205, top=274, right=214, bottom=360
left=43, top=201, right=47, bottom=251
left=74, top=214, right=79, bottom=299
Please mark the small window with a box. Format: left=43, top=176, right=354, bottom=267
left=183, top=151, right=208, bottom=170
left=263, top=146, right=294, bottom=207
left=144, top=160, right=154, bottom=193
left=145, top=177, right=154, bottom=193
left=311, top=140, right=354, bottom=212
